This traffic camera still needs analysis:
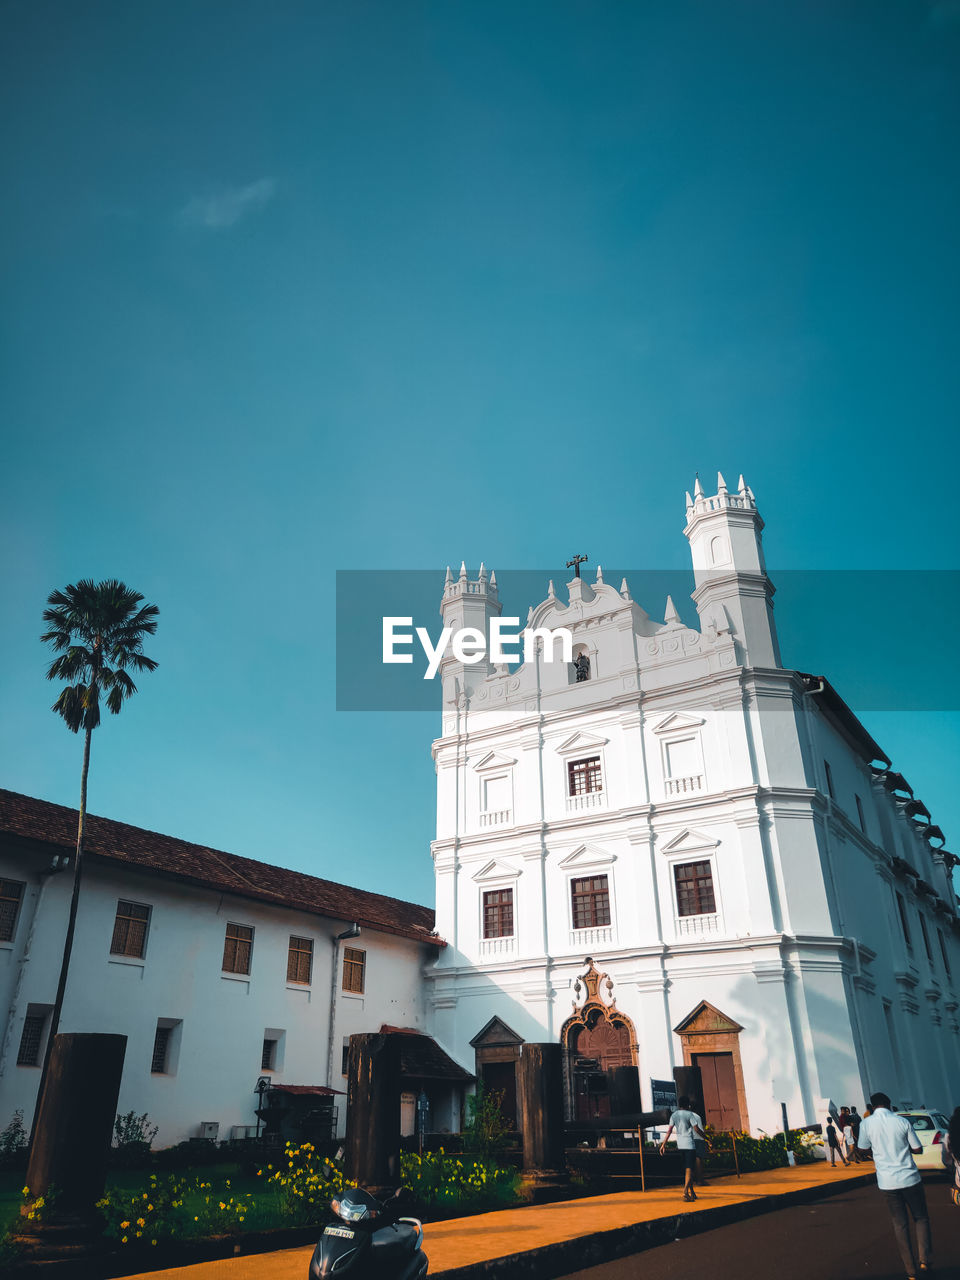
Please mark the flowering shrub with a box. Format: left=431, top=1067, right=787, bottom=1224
left=256, top=1142, right=348, bottom=1226
left=705, top=1127, right=817, bottom=1172
left=400, top=1149, right=519, bottom=1209
left=95, top=1171, right=255, bottom=1247
left=21, top=1183, right=60, bottom=1223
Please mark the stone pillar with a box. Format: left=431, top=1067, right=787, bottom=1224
left=25, top=1033, right=127, bottom=1216
left=673, top=1064, right=705, bottom=1122
left=345, top=1033, right=402, bottom=1195
left=517, top=1043, right=567, bottom=1191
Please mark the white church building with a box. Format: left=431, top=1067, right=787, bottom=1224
left=426, top=474, right=960, bottom=1135
left=1, top=474, right=957, bottom=1147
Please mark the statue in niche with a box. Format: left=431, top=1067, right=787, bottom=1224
left=574, top=652, right=591, bottom=682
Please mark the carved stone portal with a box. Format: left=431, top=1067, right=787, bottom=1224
left=674, top=1000, right=748, bottom=1132
left=560, top=958, right=639, bottom=1120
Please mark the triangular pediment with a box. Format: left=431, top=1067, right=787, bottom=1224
left=469, top=1016, right=525, bottom=1048
left=651, top=712, right=705, bottom=735
left=473, top=750, right=517, bottom=773
left=674, top=1000, right=743, bottom=1036
left=471, top=858, right=522, bottom=883
left=557, top=844, right=616, bottom=870
left=659, top=828, right=719, bottom=856
left=555, top=731, right=608, bottom=756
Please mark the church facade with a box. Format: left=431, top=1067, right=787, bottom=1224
left=426, top=475, right=960, bottom=1134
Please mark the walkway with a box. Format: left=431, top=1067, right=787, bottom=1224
left=118, top=1161, right=872, bottom=1280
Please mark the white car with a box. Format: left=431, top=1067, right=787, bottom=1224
left=899, top=1110, right=951, bottom=1170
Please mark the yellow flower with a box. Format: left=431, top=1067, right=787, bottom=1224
left=121, top=1236, right=128, bottom=1244
left=121, top=1221, right=130, bottom=1230
left=137, top=1218, right=146, bottom=1227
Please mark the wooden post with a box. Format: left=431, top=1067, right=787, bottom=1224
left=25, top=1032, right=126, bottom=1217
left=345, top=1033, right=402, bottom=1196
left=517, top=1043, right=568, bottom=1193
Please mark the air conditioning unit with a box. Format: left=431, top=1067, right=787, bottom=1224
left=199, top=1121, right=219, bottom=1141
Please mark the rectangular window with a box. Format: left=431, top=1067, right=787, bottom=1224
left=222, top=922, right=253, bottom=974
left=482, top=888, right=514, bottom=939
left=287, top=935, right=313, bottom=984
left=855, top=795, right=866, bottom=833
left=110, top=900, right=150, bottom=958
left=568, top=757, right=602, bottom=796
left=341, top=1039, right=350, bottom=1076
left=0, top=879, right=25, bottom=943
left=17, top=1012, right=47, bottom=1067
left=674, top=860, right=717, bottom=917
left=483, top=775, right=510, bottom=811
left=939, top=929, right=952, bottom=976
left=571, top=875, right=611, bottom=930
left=919, top=915, right=933, bottom=964
left=151, top=1025, right=172, bottom=1073
left=824, top=761, right=835, bottom=799
left=342, top=947, right=365, bottom=994
left=665, top=738, right=699, bottom=778
left=261, top=1037, right=277, bottom=1070
left=896, top=892, right=912, bottom=948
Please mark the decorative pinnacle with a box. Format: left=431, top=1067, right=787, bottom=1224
left=458, top=561, right=467, bottom=580
left=444, top=565, right=453, bottom=585
left=693, top=476, right=704, bottom=498
left=685, top=490, right=694, bottom=513
left=737, top=474, right=747, bottom=494
left=478, top=562, right=487, bottom=581
left=619, top=577, right=632, bottom=600
left=595, top=565, right=604, bottom=584
left=717, top=471, right=728, bottom=494
left=489, top=569, right=497, bottom=588
left=547, top=579, right=556, bottom=599
left=527, top=605, right=534, bottom=624
left=664, top=595, right=681, bottom=626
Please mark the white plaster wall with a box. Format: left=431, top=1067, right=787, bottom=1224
left=0, top=852, right=430, bottom=1146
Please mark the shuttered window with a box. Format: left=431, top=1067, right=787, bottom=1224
left=110, top=900, right=150, bottom=958
left=222, top=922, right=253, bottom=974
left=287, top=936, right=313, bottom=984
left=342, top=947, right=365, bottom=994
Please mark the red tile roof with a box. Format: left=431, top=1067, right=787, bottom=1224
left=0, top=789, right=444, bottom=948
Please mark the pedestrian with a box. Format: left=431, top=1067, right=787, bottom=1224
left=659, top=1094, right=706, bottom=1202
left=943, top=1106, right=960, bottom=1206
left=849, top=1106, right=864, bottom=1162
left=857, top=1090, right=931, bottom=1278
left=825, top=1116, right=847, bottom=1167
left=843, top=1117, right=856, bottom=1163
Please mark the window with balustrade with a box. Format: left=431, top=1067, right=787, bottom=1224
left=674, top=860, right=716, bottom=917
left=571, top=875, right=611, bottom=930
left=663, top=736, right=704, bottom=796
left=568, top=757, right=602, bottom=796
left=482, top=888, right=514, bottom=939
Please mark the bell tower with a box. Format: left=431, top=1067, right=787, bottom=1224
left=683, top=473, right=781, bottom=668
left=437, top=562, right=502, bottom=704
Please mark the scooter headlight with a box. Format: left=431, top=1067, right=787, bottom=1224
left=337, top=1200, right=369, bottom=1222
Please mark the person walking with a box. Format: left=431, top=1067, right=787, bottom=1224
left=857, top=1091, right=931, bottom=1279
left=843, top=1116, right=856, bottom=1164
left=849, top=1106, right=864, bottom=1162
left=659, top=1094, right=706, bottom=1201
left=825, top=1116, right=847, bottom=1167
left=943, top=1106, right=960, bottom=1205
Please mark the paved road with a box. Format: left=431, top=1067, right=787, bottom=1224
left=560, top=1177, right=960, bottom=1280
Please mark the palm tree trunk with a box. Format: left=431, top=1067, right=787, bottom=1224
left=29, top=725, right=92, bottom=1148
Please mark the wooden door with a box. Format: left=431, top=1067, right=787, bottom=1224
left=693, top=1052, right=741, bottom=1131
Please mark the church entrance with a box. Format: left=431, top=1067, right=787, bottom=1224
left=674, top=1001, right=748, bottom=1132
left=470, top=1017, right=524, bottom=1131
left=479, top=1060, right=518, bottom=1127
left=692, top=1052, right=741, bottom=1131
left=560, top=958, right=639, bottom=1122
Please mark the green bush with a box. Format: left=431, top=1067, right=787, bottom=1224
left=111, top=1111, right=159, bottom=1169
left=96, top=1170, right=255, bottom=1249
left=705, top=1127, right=817, bottom=1172
left=0, top=1113, right=28, bottom=1171
left=461, top=1086, right=511, bottom=1159
left=256, top=1142, right=345, bottom=1227
left=400, top=1149, right=519, bottom=1210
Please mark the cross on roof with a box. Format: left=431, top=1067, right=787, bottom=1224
left=566, top=553, right=588, bottom=579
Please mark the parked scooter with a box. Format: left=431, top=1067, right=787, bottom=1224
left=308, top=1185, right=428, bottom=1279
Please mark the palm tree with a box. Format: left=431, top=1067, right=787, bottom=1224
left=34, top=579, right=159, bottom=1137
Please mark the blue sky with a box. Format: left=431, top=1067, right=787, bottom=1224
left=2, top=1, right=958, bottom=907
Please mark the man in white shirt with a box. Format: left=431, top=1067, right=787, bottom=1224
left=857, top=1091, right=931, bottom=1278
left=659, top=1093, right=706, bottom=1201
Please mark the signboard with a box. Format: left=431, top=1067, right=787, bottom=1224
left=651, top=1078, right=678, bottom=1111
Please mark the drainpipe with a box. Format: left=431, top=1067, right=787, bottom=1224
left=326, top=923, right=361, bottom=1092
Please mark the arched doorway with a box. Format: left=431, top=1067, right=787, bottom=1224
left=560, top=958, right=639, bottom=1120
